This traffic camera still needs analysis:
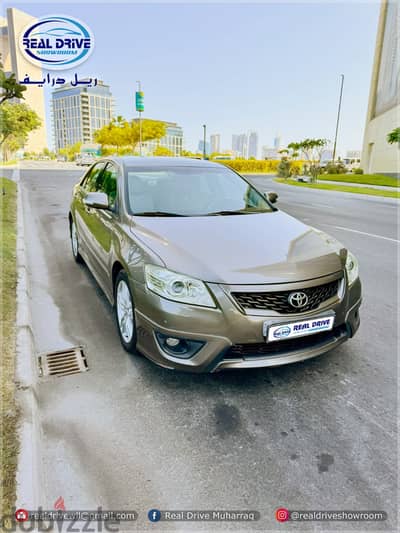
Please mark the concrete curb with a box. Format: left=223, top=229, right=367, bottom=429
left=14, top=168, right=44, bottom=510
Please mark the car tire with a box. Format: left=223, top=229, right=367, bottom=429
left=114, top=270, right=137, bottom=354
left=70, top=218, right=83, bottom=263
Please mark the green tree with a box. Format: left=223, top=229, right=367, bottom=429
left=277, top=157, right=291, bottom=178
left=93, top=115, right=128, bottom=152
left=0, top=102, right=41, bottom=159
left=387, top=127, right=400, bottom=145
left=0, top=57, right=27, bottom=105
left=288, top=138, right=329, bottom=182
left=181, top=149, right=201, bottom=158
left=153, top=145, right=173, bottom=156
left=94, top=117, right=166, bottom=154
left=42, top=147, right=56, bottom=159
left=123, top=119, right=166, bottom=153
left=58, top=142, right=82, bottom=161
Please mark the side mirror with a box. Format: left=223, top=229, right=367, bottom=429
left=266, top=191, right=278, bottom=204
left=84, top=192, right=109, bottom=209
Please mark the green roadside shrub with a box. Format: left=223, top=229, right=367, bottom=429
left=325, top=162, right=347, bottom=174
left=216, top=159, right=279, bottom=173
left=216, top=158, right=307, bottom=174
left=290, top=164, right=301, bottom=176
left=277, top=158, right=291, bottom=178
left=353, top=168, right=364, bottom=174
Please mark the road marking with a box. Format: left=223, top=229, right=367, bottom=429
left=324, top=224, right=399, bottom=243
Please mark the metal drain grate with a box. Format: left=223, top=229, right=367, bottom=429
left=38, top=346, right=88, bottom=377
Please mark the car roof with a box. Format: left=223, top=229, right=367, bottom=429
left=103, top=156, right=223, bottom=170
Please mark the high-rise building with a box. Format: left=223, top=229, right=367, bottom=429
left=274, top=135, right=281, bottom=150
left=141, top=121, right=183, bottom=157
left=210, top=134, right=221, bottom=154
left=52, top=81, right=113, bottom=151
left=232, top=134, right=240, bottom=154
left=198, top=139, right=210, bottom=155
left=232, top=133, right=247, bottom=158
left=362, top=0, right=399, bottom=175
left=0, top=8, right=47, bottom=152
left=248, top=131, right=259, bottom=159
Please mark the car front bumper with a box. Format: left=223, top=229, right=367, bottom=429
left=133, top=273, right=362, bottom=373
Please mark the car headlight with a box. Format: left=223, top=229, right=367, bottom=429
left=144, top=264, right=216, bottom=308
left=345, top=251, right=359, bottom=286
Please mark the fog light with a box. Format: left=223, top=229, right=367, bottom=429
left=165, top=337, right=180, bottom=348
left=155, top=332, right=205, bottom=359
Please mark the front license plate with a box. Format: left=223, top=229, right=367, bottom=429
left=264, top=316, right=335, bottom=342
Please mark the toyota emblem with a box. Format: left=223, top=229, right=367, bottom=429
left=288, top=291, right=309, bottom=308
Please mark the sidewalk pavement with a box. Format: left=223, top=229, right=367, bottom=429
left=0, top=160, right=80, bottom=170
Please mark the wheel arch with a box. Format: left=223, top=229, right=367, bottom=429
left=112, top=261, right=125, bottom=291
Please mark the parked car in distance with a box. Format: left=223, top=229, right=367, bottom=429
left=76, top=153, right=97, bottom=166
left=69, top=157, right=361, bottom=372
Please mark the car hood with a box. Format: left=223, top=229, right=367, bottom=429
left=130, top=211, right=346, bottom=284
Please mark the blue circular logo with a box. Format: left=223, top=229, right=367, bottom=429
left=273, top=325, right=291, bottom=339
left=19, top=15, right=94, bottom=70
left=148, top=509, right=161, bottom=522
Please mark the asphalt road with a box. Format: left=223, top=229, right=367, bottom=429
left=13, top=168, right=399, bottom=531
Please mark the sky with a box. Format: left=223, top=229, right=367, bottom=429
left=3, top=1, right=381, bottom=154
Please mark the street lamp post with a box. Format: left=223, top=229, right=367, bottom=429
left=202, top=124, right=207, bottom=159
left=332, top=74, right=344, bottom=164
left=136, top=80, right=143, bottom=156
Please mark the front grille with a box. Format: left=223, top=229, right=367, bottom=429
left=231, top=279, right=340, bottom=314
left=224, top=325, right=347, bottom=360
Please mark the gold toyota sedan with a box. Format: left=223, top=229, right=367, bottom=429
left=69, top=157, right=361, bottom=372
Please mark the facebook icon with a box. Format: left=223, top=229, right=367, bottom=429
left=148, top=509, right=161, bottom=522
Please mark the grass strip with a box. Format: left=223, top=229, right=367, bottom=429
left=0, top=177, right=19, bottom=519
left=274, top=178, right=400, bottom=199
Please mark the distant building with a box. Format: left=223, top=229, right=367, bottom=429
left=321, top=149, right=334, bottom=163
left=52, top=81, right=113, bottom=151
left=232, top=133, right=247, bottom=158
left=274, top=135, right=281, bottom=150
left=0, top=8, right=47, bottom=152
left=361, top=0, right=399, bottom=175
left=346, top=150, right=361, bottom=160
left=210, top=134, right=221, bottom=154
left=198, top=139, right=210, bottom=155
left=262, top=146, right=279, bottom=160
left=232, top=134, right=239, bottom=154
left=141, top=121, right=183, bottom=157
left=343, top=150, right=361, bottom=169
left=248, top=131, right=258, bottom=158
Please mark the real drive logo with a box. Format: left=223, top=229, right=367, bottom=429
left=19, top=15, right=94, bottom=70
left=273, top=325, right=291, bottom=339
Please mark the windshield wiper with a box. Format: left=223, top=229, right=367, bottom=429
left=207, top=210, right=254, bottom=216
left=133, top=211, right=187, bottom=217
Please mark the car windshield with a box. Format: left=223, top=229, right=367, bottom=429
left=126, top=166, right=275, bottom=216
